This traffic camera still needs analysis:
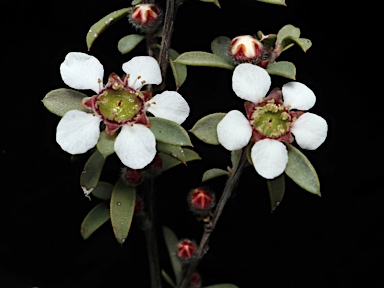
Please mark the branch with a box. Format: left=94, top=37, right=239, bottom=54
left=178, top=148, right=249, bottom=288
left=157, top=0, right=183, bottom=92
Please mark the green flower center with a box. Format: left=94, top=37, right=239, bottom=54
left=97, top=89, right=142, bottom=123
left=251, top=100, right=291, bottom=138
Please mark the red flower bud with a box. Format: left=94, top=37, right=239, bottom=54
left=230, top=35, right=265, bottom=65
left=121, top=167, right=143, bottom=186
left=187, top=187, right=215, bottom=218
left=189, top=272, right=202, bottom=288
left=129, top=3, right=162, bottom=33
left=176, top=239, right=197, bottom=262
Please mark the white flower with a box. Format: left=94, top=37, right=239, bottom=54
left=56, top=52, right=190, bottom=169
left=217, top=63, right=328, bottom=179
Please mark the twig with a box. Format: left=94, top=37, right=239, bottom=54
left=143, top=177, right=162, bottom=288
left=157, top=0, right=183, bottom=92
left=178, top=148, right=249, bottom=288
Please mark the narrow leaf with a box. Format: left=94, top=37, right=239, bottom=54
left=190, top=113, right=226, bottom=145
left=257, top=0, right=286, bottom=5
left=199, top=0, right=221, bottom=8
left=110, top=178, right=136, bottom=245
left=92, top=181, right=113, bottom=200
left=42, top=88, right=89, bottom=117
left=211, top=36, right=233, bottom=63
left=231, top=149, right=242, bottom=169
left=97, top=130, right=116, bottom=157
left=118, top=34, right=145, bottom=54
left=156, top=142, right=187, bottom=164
left=159, top=149, right=201, bottom=171
left=80, top=149, right=106, bottom=195
left=80, top=201, right=110, bottom=240
left=161, top=270, right=177, bottom=288
left=284, top=143, right=321, bottom=196
left=169, top=48, right=187, bottom=90
left=203, top=284, right=239, bottom=288
left=86, top=8, right=132, bottom=50
left=131, top=0, right=142, bottom=5
left=163, top=226, right=183, bottom=285
left=267, top=174, right=285, bottom=213
left=257, top=31, right=277, bottom=48
left=276, top=24, right=301, bottom=45
left=281, top=36, right=312, bottom=52
left=266, top=61, right=296, bottom=80
left=202, top=168, right=228, bottom=182
left=174, top=52, right=235, bottom=70
left=149, top=117, right=192, bottom=146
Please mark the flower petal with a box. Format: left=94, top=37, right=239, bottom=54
left=60, top=52, right=104, bottom=93
left=282, top=81, right=316, bottom=110
left=291, top=112, right=328, bottom=150
left=217, top=110, right=252, bottom=151
left=232, top=63, right=271, bottom=103
left=56, top=110, right=102, bottom=154
left=114, top=124, right=156, bottom=169
left=251, top=139, right=288, bottom=179
left=146, top=91, right=190, bottom=124
left=122, top=56, right=162, bottom=90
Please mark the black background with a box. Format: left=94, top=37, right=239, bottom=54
left=1, top=0, right=382, bottom=287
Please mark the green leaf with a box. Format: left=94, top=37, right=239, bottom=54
left=276, top=24, right=300, bottom=47
left=190, top=113, right=226, bottom=145
left=86, top=7, right=132, bottom=50
left=266, top=61, right=296, bottom=80
left=267, top=174, right=285, bottom=212
left=284, top=143, right=321, bottom=196
left=257, top=0, right=286, bottom=5
left=97, top=130, right=116, bottom=157
left=169, top=48, right=187, bottom=91
left=199, top=0, right=221, bottom=8
left=149, top=117, right=192, bottom=146
left=161, top=270, right=176, bottom=288
left=131, top=0, right=142, bottom=5
left=80, top=201, right=110, bottom=240
left=174, top=52, right=235, bottom=70
left=211, top=36, right=233, bottom=63
left=203, top=284, right=239, bottom=288
left=118, top=34, right=145, bottom=54
left=156, top=142, right=187, bottom=164
left=42, top=88, right=90, bottom=117
left=80, top=150, right=106, bottom=196
left=110, top=178, right=136, bottom=245
left=257, top=31, right=277, bottom=48
left=162, top=226, right=183, bottom=285
left=92, top=181, right=113, bottom=200
left=159, top=149, right=201, bottom=171
left=281, top=37, right=312, bottom=52
left=231, top=149, right=242, bottom=169
left=202, top=168, right=228, bottom=182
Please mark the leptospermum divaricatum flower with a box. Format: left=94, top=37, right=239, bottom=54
left=217, top=63, right=328, bottom=179
left=57, top=52, right=190, bottom=169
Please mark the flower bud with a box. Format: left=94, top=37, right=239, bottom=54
left=121, top=167, right=143, bottom=186
left=176, top=239, right=197, bottom=262
left=187, top=187, right=215, bottom=219
left=230, top=35, right=265, bottom=65
left=148, top=154, right=163, bottom=175
left=189, top=272, right=202, bottom=288
left=129, top=3, right=162, bottom=33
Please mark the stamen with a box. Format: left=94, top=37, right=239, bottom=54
left=129, top=75, right=146, bottom=90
